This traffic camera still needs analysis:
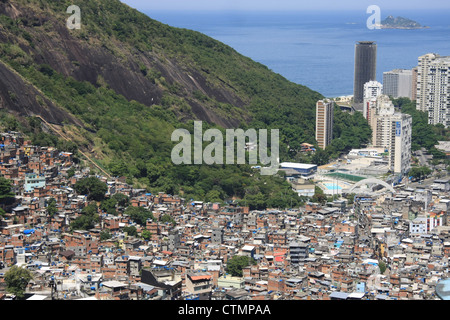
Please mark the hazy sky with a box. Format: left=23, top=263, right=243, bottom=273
left=120, top=0, right=450, bottom=12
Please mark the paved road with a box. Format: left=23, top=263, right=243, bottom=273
left=415, top=149, right=429, bottom=167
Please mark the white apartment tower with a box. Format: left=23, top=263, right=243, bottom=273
left=416, top=53, right=439, bottom=112
left=383, top=69, right=413, bottom=99
left=391, top=112, right=412, bottom=175
left=426, top=56, right=450, bottom=127
left=372, top=95, right=395, bottom=149
left=371, top=95, right=412, bottom=175
left=363, top=80, right=383, bottom=123
left=415, top=53, right=450, bottom=127
left=315, top=99, right=334, bottom=150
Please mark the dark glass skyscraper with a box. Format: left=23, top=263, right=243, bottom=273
left=353, top=41, right=377, bottom=109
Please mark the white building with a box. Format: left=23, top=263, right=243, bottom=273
left=372, top=95, right=396, bottom=149
left=390, top=112, right=412, bottom=175
left=347, top=148, right=381, bottom=158
left=410, top=217, right=427, bottom=235
left=383, top=69, right=413, bottom=99
left=371, top=95, right=412, bottom=175
left=426, top=56, right=450, bottom=127
left=363, top=81, right=383, bottom=121
left=415, top=53, right=450, bottom=127
left=416, top=53, right=439, bottom=112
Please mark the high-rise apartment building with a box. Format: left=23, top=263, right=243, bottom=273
left=411, top=67, right=418, bottom=101
left=371, top=95, right=412, bottom=175
left=416, top=53, right=439, bottom=112
left=354, top=41, right=377, bottom=110
left=426, top=56, right=450, bottom=127
left=390, top=112, right=412, bottom=175
left=372, top=95, right=396, bottom=149
left=415, top=53, right=450, bottom=127
left=315, top=99, right=334, bottom=150
left=363, top=80, right=383, bottom=122
left=383, top=69, right=413, bottom=99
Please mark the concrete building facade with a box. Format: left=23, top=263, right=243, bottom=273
left=383, top=69, right=413, bottom=99
left=315, top=99, right=334, bottom=150
left=426, top=56, right=450, bottom=127
left=416, top=53, right=439, bottom=112
left=354, top=41, right=377, bottom=109
left=371, top=95, right=412, bottom=175
left=363, top=80, right=383, bottom=122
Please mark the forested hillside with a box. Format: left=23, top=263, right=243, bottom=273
left=0, top=0, right=371, bottom=208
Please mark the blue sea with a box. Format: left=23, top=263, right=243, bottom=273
left=144, top=9, right=450, bottom=98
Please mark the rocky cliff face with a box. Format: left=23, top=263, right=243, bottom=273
left=0, top=0, right=248, bottom=128
left=0, top=58, right=82, bottom=126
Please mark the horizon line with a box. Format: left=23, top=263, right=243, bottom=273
left=134, top=8, right=450, bottom=12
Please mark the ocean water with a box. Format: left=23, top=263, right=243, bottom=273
left=143, top=9, right=450, bottom=98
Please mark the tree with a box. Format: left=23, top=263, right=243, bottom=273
left=160, top=214, right=176, bottom=226
left=108, top=159, right=129, bottom=177
left=100, top=197, right=118, bottom=215
left=123, top=225, right=138, bottom=237
left=46, top=197, right=57, bottom=222
left=125, top=206, right=154, bottom=226
left=344, top=193, right=356, bottom=205
left=70, top=203, right=99, bottom=230
left=141, top=229, right=152, bottom=240
left=67, top=168, right=76, bottom=178
left=100, top=230, right=112, bottom=241
left=242, top=192, right=266, bottom=210
left=311, top=186, right=326, bottom=204
left=311, top=149, right=329, bottom=166
left=0, top=176, right=15, bottom=205
left=112, top=193, right=129, bottom=207
left=4, top=265, right=33, bottom=299
left=378, top=261, right=387, bottom=274
left=394, top=97, right=447, bottom=152
left=205, top=189, right=223, bottom=203
left=409, top=166, right=432, bottom=181
left=226, top=255, right=256, bottom=277
left=74, top=176, right=108, bottom=201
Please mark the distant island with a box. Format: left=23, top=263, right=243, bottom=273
left=379, top=15, right=429, bottom=29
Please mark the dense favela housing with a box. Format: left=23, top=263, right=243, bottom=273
left=0, top=131, right=449, bottom=301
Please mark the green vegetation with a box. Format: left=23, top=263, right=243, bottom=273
left=293, top=106, right=372, bottom=164
left=123, top=225, right=138, bottom=237
left=311, top=186, right=327, bottom=205
left=0, top=176, right=15, bottom=205
left=100, top=197, right=118, bottom=215
left=111, top=193, right=130, bottom=208
left=326, top=107, right=372, bottom=158
left=124, top=206, right=155, bottom=226
left=98, top=193, right=130, bottom=216
left=100, top=230, right=112, bottom=241
left=0, top=0, right=375, bottom=210
left=160, top=214, right=176, bottom=226
left=378, top=260, right=387, bottom=274
left=4, top=266, right=33, bottom=299
left=46, top=197, right=57, bottom=221
left=326, top=172, right=366, bottom=183
left=74, top=177, right=108, bottom=201
left=226, top=255, right=257, bottom=277
left=141, top=229, right=152, bottom=240
left=409, top=166, right=432, bottom=181
left=393, top=98, right=449, bottom=153
left=381, top=16, right=427, bottom=29
left=393, top=98, right=450, bottom=171
left=70, top=202, right=99, bottom=230
left=0, top=112, right=78, bottom=157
